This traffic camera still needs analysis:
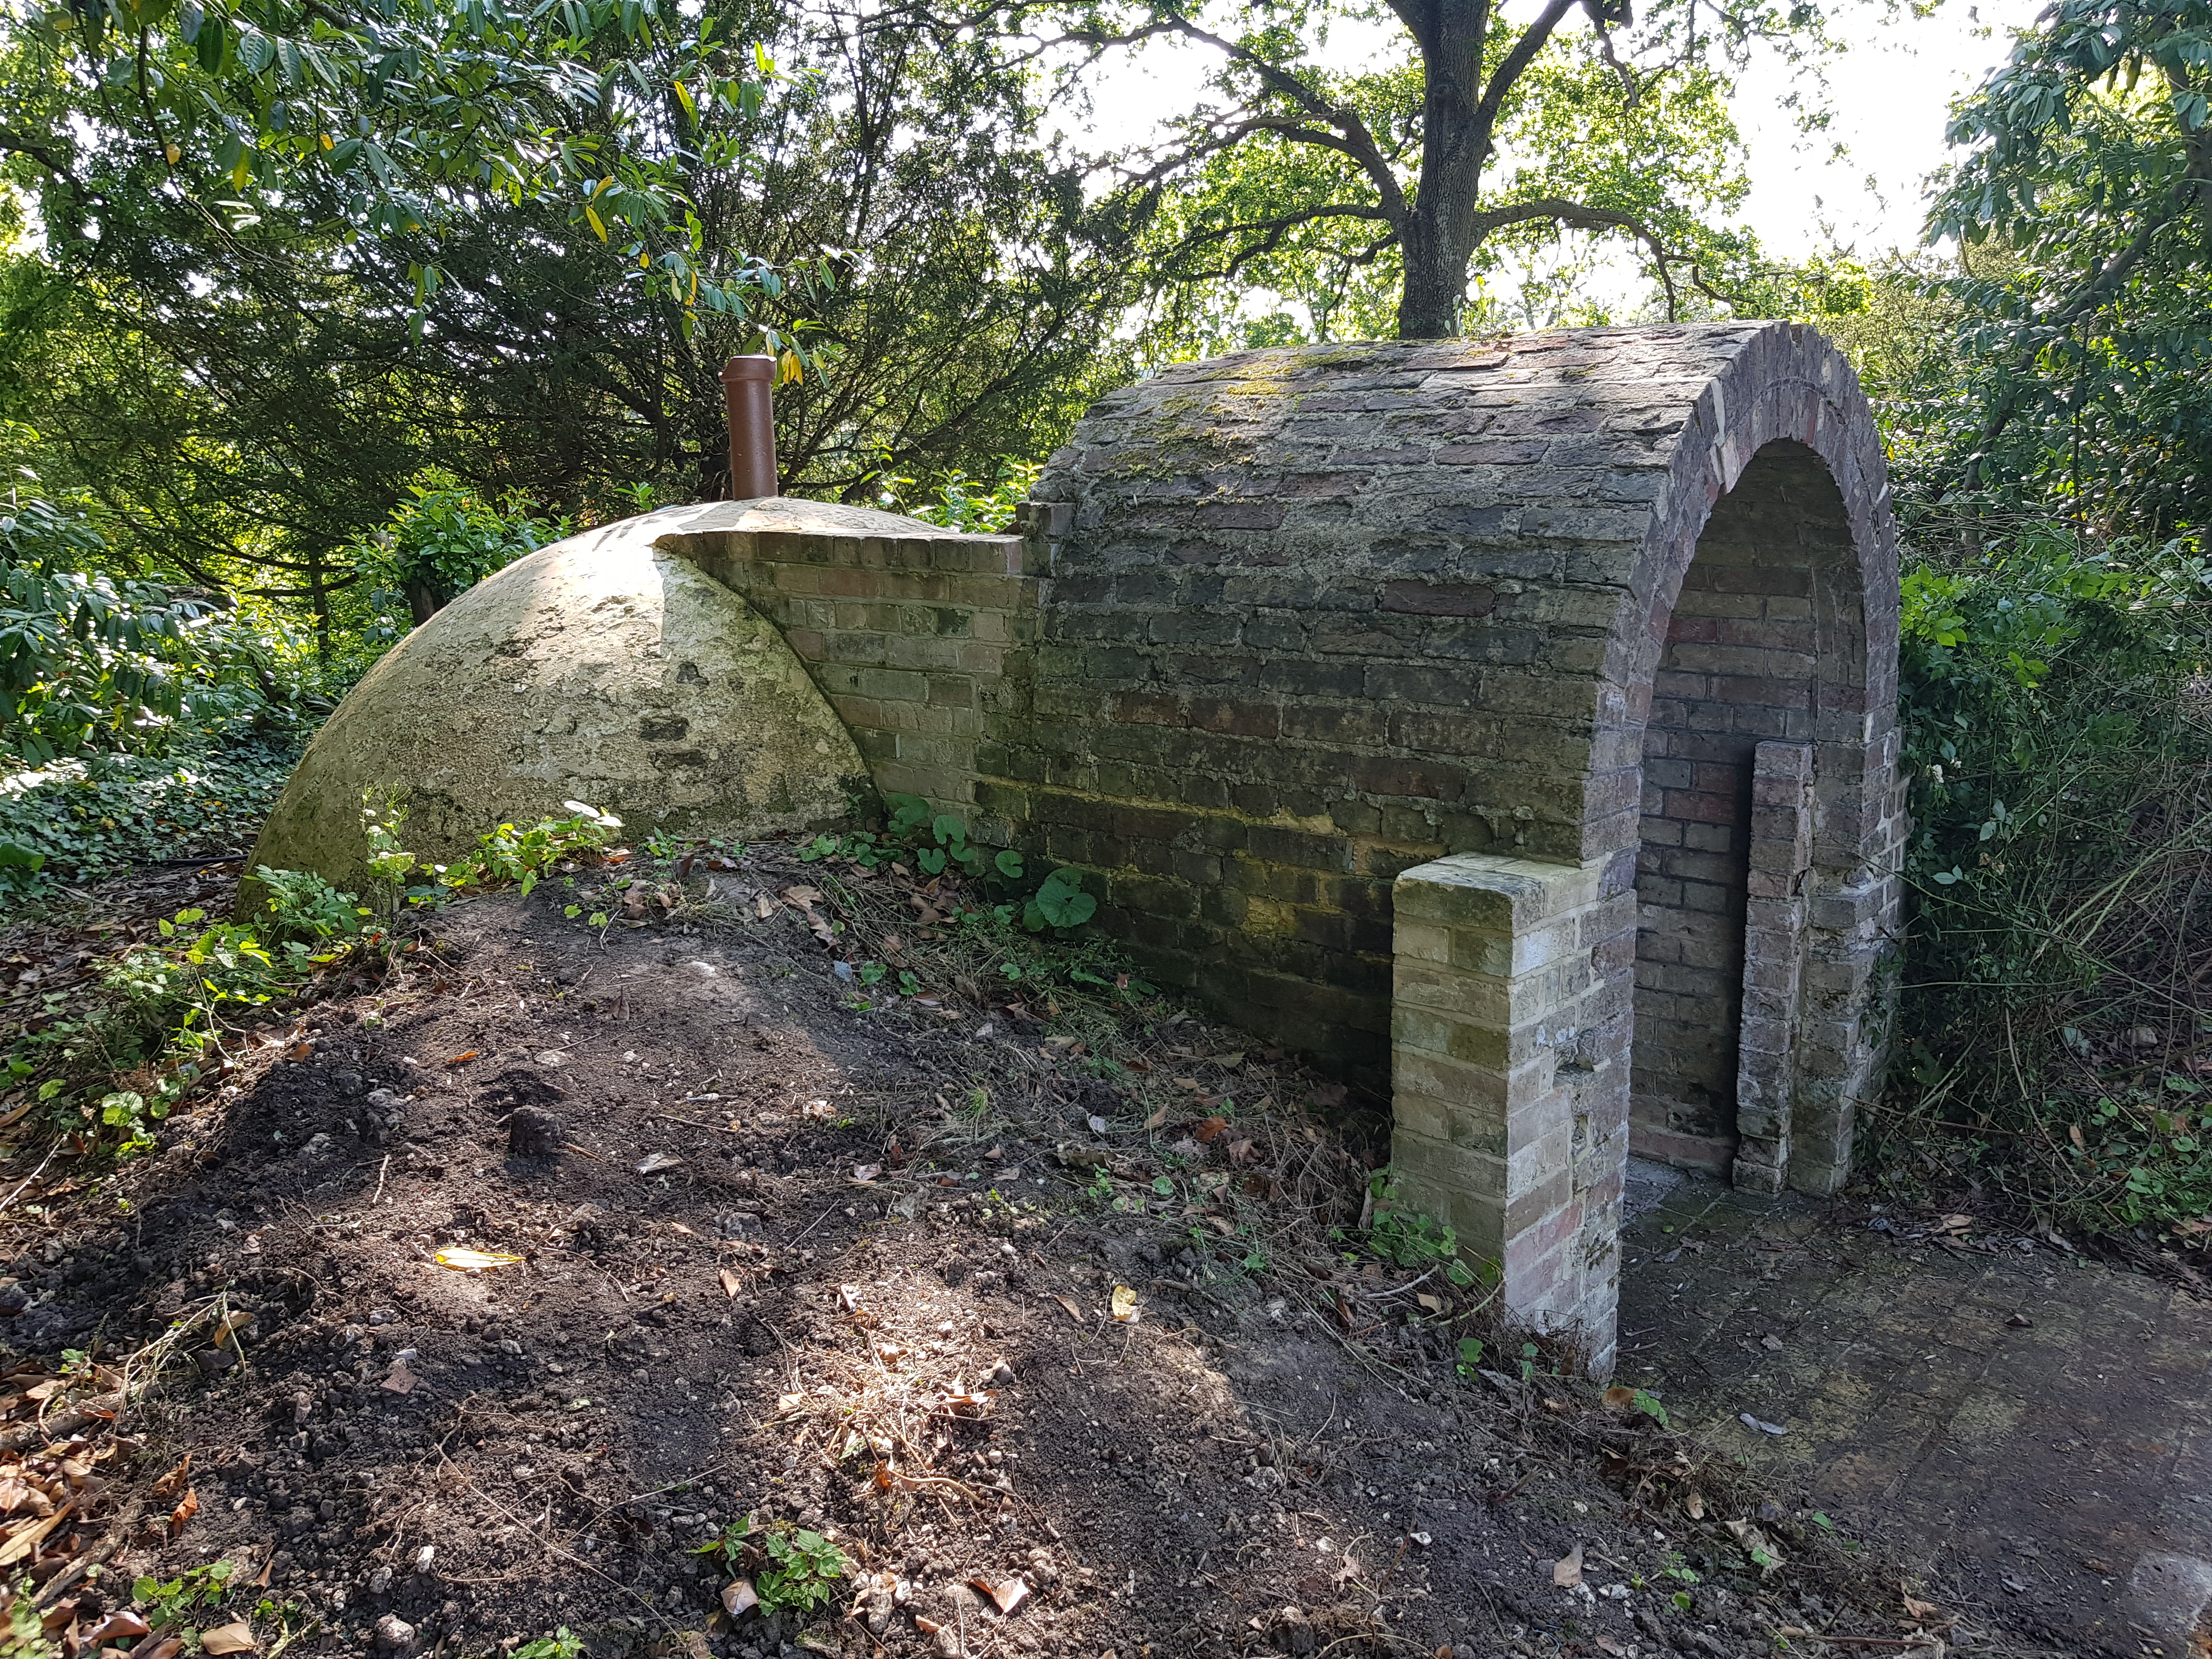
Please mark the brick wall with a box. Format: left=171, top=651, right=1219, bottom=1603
left=1024, top=325, right=1903, bottom=1122
left=665, top=498, right=1048, bottom=835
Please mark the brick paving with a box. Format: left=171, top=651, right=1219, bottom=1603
left=1618, top=1164, right=2212, bottom=1657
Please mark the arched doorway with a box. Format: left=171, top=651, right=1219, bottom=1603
left=1629, top=438, right=1868, bottom=1192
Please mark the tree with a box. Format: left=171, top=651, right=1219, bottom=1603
left=1057, top=0, right=1831, bottom=340
left=0, top=0, right=1143, bottom=636
left=1928, top=0, right=2212, bottom=535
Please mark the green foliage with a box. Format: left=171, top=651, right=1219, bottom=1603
left=1, top=479, right=276, bottom=765
left=754, top=1523, right=850, bottom=1615
left=133, top=1559, right=235, bottom=1628
left=1886, top=523, right=2212, bottom=1239
left=1924, top=0, right=2212, bottom=534
left=31, top=801, right=620, bottom=1156
left=693, top=1519, right=753, bottom=1566
left=1364, top=1175, right=1477, bottom=1287
left=352, top=472, right=568, bottom=623
left=0, top=731, right=300, bottom=903
left=1023, top=867, right=1096, bottom=933
left=1095, top=0, right=1829, bottom=345
left=871, top=461, right=1043, bottom=534
left=511, top=1630, right=584, bottom=1659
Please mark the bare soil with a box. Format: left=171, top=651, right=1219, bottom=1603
left=0, top=851, right=2008, bottom=1659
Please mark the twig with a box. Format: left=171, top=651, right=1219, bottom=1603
left=783, top=1199, right=840, bottom=1249
left=651, top=1110, right=736, bottom=1135
left=0, top=1148, right=59, bottom=1223
left=371, top=1154, right=390, bottom=1206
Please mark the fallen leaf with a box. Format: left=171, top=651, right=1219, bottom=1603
left=1684, top=1491, right=1706, bottom=1520
left=722, top=1579, right=758, bottom=1617
left=972, top=1573, right=1031, bottom=1615
left=718, top=1269, right=742, bottom=1299
left=200, top=1622, right=256, bottom=1654
left=1725, top=1518, right=1786, bottom=1575
left=1737, top=1412, right=1787, bottom=1436
left=635, top=1152, right=685, bottom=1176
left=1415, top=1293, right=1444, bottom=1313
left=1110, top=1285, right=1141, bottom=1324
left=754, top=893, right=775, bottom=919
left=1602, top=1386, right=1636, bottom=1409
left=1142, top=1103, right=1169, bottom=1130
left=783, top=885, right=823, bottom=906
left=433, top=1247, right=524, bottom=1271
left=446, top=1051, right=478, bottom=1066
left=78, top=1612, right=151, bottom=1645
left=1052, top=1294, right=1085, bottom=1325
left=1551, top=1543, right=1584, bottom=1588
left=1193, top=1115, right=1228, bottom=1144
left=1903, top=1594, right=1942, bottom=1623
left=851, top=1163, right=882, bottom=1183
left=1227, top=1138, right=1256, bottom=1165
left=150, top=1455, right=193, bottom=1500
left=1204, top=1215, right=1235, bottom=1236
left=1310, top=1082, right=1347, bottom=1109
left=168, top=1487, right=199, bottom=1538
left=0, top=1500, right=72, bottom=1566
left=1938, top=1212, right=1973, bottom=1234
left=380, top=1361, right=419, bottom=1396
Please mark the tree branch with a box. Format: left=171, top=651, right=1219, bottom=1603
left=0, top=125, right=72, bottom=177
left=1466, top=196, right=1686, bottom=317
left=1147, top=12, right=1409, bottom=223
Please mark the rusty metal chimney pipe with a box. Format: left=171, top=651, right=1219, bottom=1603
left=720, top=354, right=779, bottom=500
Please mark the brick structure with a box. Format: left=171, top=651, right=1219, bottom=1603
left=1021, top=322, right=1904, bottom=1370
left=621, top=323, right=1904, bottom=1371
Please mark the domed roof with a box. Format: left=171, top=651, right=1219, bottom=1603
left=246, top=506, right=871, bottom=896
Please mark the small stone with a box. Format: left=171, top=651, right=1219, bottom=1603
left=373, top=1612, right=416, bottom=1651
left=508, top=1107, right=565, bottom=1157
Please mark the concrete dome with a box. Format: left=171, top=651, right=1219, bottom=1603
left=247, top=502, right=873, bottom=896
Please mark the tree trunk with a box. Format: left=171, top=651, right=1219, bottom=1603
left=1394, top=0, right=1493, bottom=338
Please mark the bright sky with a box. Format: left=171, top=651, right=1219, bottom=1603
left=1068, top=0, right=2049, bottom=316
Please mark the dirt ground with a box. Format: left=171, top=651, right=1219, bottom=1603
left=0, top=848, right=2073, bottom=1658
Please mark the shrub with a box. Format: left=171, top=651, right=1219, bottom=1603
left=1886, top=522, right=2212, bottom=1241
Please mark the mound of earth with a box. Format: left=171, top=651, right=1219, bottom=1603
left=0, top=854, right=1967, bottom=1658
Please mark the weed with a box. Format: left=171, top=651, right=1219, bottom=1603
left=134, top=1558, right=236, bottom=1627
left=1363, top=1174, right=1477, bottom=1287
left=510, top=1634, right=583, bottom=1659
left=754, top=1523, right=851, bottom=1615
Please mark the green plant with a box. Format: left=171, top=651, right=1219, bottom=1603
left=692, top=1519, right=753, bottom=1567
left=133, top=1559, right=236, bottom=1628
left=510, top=1632, right=584, bottom=1659
left=431, top=800, right=622, bottom=898
left=1023, top=866, right=1096, bottom=932
left=1, top=1576, right=50, bottom=1658
left=353, top=471, right=567, bottom=624
left=1884, top=523, right=2212, bottom=1240
left=1363, top=1175, right=1476, bottom=1286
left=754, top=1525, right=850, bottom=1615
left=256, top=866, right=368, bottom=940
left=1454, top=1336, right=1485, bottom=1378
